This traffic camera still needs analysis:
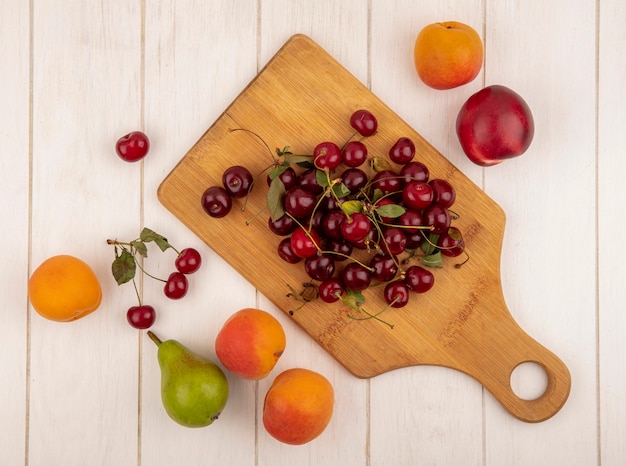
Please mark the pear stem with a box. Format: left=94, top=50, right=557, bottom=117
left=147, top=331, right=162, bottom=346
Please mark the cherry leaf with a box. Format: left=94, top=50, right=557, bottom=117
left=112, top=248, right=136, bottom=285
left=370, top=156, right=392, bottom=172
left=315, top=169, right=329, bottom=187
left=421, top=233, right=440, bottom=256
left=421, top=251, right=443, bottom=268
left=268, top=162, right=290, bottom=181
left=140, top=228, right=172, bottom=252
left=375, top=204, right=405, bottom=219
left=267, top=176, right=286, bottom=221
left=340, top=200, right=362, bottom=216
left=131, top=240, right=148, bottom=258
left=331, top=182, right=351, bottom=198
left=342, top=289, right=365, bottom=309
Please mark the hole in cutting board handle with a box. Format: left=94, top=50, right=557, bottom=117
left=510, top=361, right=549, bottom=401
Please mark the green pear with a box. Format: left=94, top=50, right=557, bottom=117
left=147, top=331, right=229, bottom=428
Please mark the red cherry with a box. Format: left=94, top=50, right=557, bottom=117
left=349, top=109, right=378, bottom=137
left=175, top=248, right=202, bottom=274
left=115, top=131, right=150, bottom=162
left=290, top=227, right=320, bottom=259
left=164, top=272, right=188, bottom=299
left=127, top=305, right=156, bottom=329
left=313, top=142, right=342, bottom=170
left=389, top=137, right=416, bottom=165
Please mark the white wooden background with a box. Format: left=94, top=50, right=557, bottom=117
left=1, top=0, right=624, bottom=464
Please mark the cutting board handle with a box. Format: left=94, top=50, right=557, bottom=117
left=469, top=318, right=571, bottom=423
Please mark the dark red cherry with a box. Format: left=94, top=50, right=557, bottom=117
left=175, top=248, right=202, bottom=274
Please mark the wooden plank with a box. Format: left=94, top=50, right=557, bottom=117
left=256, top=2, right=370, bottom=463
left=158, top=33, right=570, bottom=423
left=368, top=2, right=486, bottom=465
left=141, top=1, right=259, bottom=464
left=482, top=1, right=598, bottom=465
left=28, top=1, right=143, bottom=464
left=0, top=2, right=30, bottom=464
left=599, top=0, right=626, bottom=463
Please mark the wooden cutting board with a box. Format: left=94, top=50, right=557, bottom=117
left=157, top=34, right=570, bottom=423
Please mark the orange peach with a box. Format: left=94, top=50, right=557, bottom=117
left=214, top=308, right=286, bottom=380
left=263, top=368, right=334, bottom=445
left=414, top=21, right=484, bottom=90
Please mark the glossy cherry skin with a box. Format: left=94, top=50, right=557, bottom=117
left=341, top=212, right=371, bottom=243
left=313, top=141, right=342, bottom=170
left=389, top=137, right=416, bottom=165
left=349, top=109, right=378, bottom=137
left=290, top=227, right=320, bottom=259
left=372, top=170, right=404, bottom=195
left=341, top=168, right=368, bottom=194
left=423, top=204, right=451, bottom=234
left=369, top=254, right=398, bottom=282
left=341, top=140, right=368, bottom=167
left=175, top=248, right=202, bottom=274
left=277, top=237, right=302, bottom=264
left=402, top=181, right=434, bottom=210
left=127, top=305, right=156, bottom=329
left=116, top=131, right=150, bottom=162
left=201, top=186, right=232, bottom=218
left=341, top=262, right=372, bottom=291
left=283, top=187, right=316, bottom=219
left=268, top=214, right=297, bottom=236
left=381, top=226, right=407, bottom=255
left=384, top=281, right=410, bottom=308
left=267, top=166, right=297, bottom=190
left=318, top=278, right=345, bottom=303
left=164, top=272, right=188, bottom=299
left=400, top=161, right=429, bottom=183
left=456, top=84, right=534, bottom=166
left=222, top=165, right=253, bottom=198
left=404, top=266, right=434, bottom=293
left=304, top=254, right=335, bottom=281
left=429, top=179, right=456, bottom=208
left=437, top=227, right=465, bottom=257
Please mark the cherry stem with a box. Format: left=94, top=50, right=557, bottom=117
left=347, top=306, right=394, bottom=329
left=131, top=278, right=142, bottom=306
left=340, top=129, right=360, bottom=151
left=229, top=128, right=277, bottom=163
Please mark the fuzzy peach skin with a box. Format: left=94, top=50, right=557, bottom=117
left=215, top=308, right=286, bottom=380
left=262, top=368, right=334, bottom=445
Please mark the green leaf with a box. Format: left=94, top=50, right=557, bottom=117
left=268, top=162, right=290, bottom=181
left=375, top=203, right=406, bottom=219
left=370, top=156, right=392, bottom=172
left=340, top=200, right=362, bottom=216
left=342, top=289, right=365, bottom=309
left=131, top=240, right=148, bottom=258
left=421, top=251, right=444, bottom=268
left=331, top=182, right=351, bottom=198
left=140, top=228, right=172, bottom=252
left=111, top=248, right=136, bottom=285
left=267, top=176, right=286, bottom=221
left=276, top=146, right=292, bottom=157
left=315, top=169, right=329, bottom=187
left=421, top=233, right=440, bottom=256
left=371, top=188, right=384, bottom=203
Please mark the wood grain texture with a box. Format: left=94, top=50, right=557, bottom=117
left=158, top=34, right=570, bottom=423
left=4, top=0, right=621, bottom=464
left=0, top=2, right=29, bottom=465
left=599, top=0, right=626, bottom=463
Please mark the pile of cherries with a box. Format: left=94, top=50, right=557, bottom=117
left=201, top=109, right=465, bottom=322
left=107, top=228, right=202, bottom=330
